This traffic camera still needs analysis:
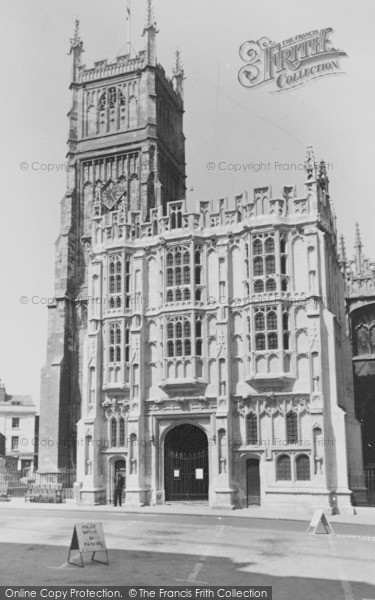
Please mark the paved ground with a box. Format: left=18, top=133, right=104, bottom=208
left=1, top=507, right=375, bottom=599
left=5, top=497, right=375, bottom=525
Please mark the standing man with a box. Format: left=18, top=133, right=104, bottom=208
left=113, top=468, right=125, bottom=507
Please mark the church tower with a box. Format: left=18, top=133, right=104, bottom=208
left=39, top=3, right=186, bottom=471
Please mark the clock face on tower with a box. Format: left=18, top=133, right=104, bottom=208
left=101, top=181, right=125, bottom=210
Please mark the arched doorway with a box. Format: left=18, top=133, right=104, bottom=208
left=164, top=424, right=208, bottom=501
left=109, top=459, right=126, bottom=505
left=246, top=458, right=261, bottom=506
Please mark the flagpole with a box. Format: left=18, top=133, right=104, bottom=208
left=126, top=0, right=131, bottom=57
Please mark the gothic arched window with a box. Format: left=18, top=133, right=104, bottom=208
left=119, top=418, right=125, bottom=447
left=267, top=311, right=277, bottom=330
left=268, top=332, right=278, bottom=350
left=98, top=87, right=126, bottom=134
left=277, top=455, right=291, bottom=480
left=265, top=255, right=276, bottom=275
left=253, top=239, right=263, bottom=255
left=109, top=323, right=122, bottom=363
left=255, top=333, right=265, bottom=351
left=254, top=280, right=264, bottom=293
left=111, top=419, right=117, bottom=447
left=296, top=454, right=310, bottom=480
left=166, top=316, right=192, bottom=357
left=286, top=412, right=298, bottom=444
left=246, top=413, right=258, bottom=445
left=266, top=278, right=276, bottom=291
left=255, top=312, right=265, bottom=331
left=109, top=255, right=122, bottom=307
left=265, top=237, right=275, bottom=254
left=254, top=257, right=263, bottom=276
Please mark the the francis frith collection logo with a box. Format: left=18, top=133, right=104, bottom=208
left=238, top=27, right=347, bottom=92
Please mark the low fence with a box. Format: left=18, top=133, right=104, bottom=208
left=0, top=467, right=77, bottom=501
left=349, top=469, right=375, bottom=507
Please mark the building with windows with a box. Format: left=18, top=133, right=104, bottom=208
left=0, top=380, right=38, bottom=474
left=342, top=225, right=375, bottom=468
left=39, top=3, right=362, bottom=512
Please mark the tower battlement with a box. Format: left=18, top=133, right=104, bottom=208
left=78, top=53, right=147, bottom=83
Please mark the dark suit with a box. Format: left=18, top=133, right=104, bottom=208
left=113, top=472, right=125, bottom=507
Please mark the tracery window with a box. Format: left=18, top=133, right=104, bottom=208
left=165, top=246, right=190, bottom=303
left=246, top=413, right=258, bottom=445
left=166, top=316, right=204, bottom=357
left=109, top=323, right=122, bottom=363
left=254, top=306, right=278, bottom=351
left=196, top=316, right=203, bottom=356
left=283, top=311, right=290, bottom=350
left=166, top=316, right=192, bottom=357
left=111, top=419, right=117, bottom=447
left=286, top=412, right=298, bottom=444
left=170, top=203, right=183, bottom=229
left=125, top=254, right=131, bottom=308
left=276, top=454, right=291, bottom=480
left=280, top=236, right=287, bottom=276
left=109, top=254, right=122, bottom=309
left=125, top=322, right=130, bottom=362
left=252, top=234, right=276, bottom=293
left=119, top=418, right=126, bottom=447
left=296, top=454, right=310, bottom=480
left=98, top=86, right=127, bottom=134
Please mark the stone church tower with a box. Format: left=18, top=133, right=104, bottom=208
left=40, top=4, right=363, bottom=513
left=39, top=4, right=185, bottom=471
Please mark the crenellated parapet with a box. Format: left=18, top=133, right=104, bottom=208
left=87, top=169, right=337, bottom=249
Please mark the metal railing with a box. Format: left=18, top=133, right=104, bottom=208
left=0, top=467, right=77, bottom=500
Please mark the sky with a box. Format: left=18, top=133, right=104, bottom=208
left=0, top=0, right=374, bottom=405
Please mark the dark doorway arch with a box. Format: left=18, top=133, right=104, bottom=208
left=246, top=458, right=261, bottom=506
left=112, top=459, right=126, bottom=505
left=164, top=424, right=208, bottom=501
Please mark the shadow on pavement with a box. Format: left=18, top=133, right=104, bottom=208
left=0, top=542, right=374, bottom=600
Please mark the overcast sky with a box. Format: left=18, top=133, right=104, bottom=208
left=1, top=0, right=374, bottom=404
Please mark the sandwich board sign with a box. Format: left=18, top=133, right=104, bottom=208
left=307, top=510, right=335, bottom=535
left=68, top=522, right=108, bottom=567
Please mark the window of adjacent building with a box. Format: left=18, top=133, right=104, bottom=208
left=296, top=454, right=311, bottom=480
left=254, top=306, right=278, bottom=351
left=11, top=436, right=19, bottom=451
left=12, top=418, right=20, bottom=429
left=276, top=454, right=291, bottom=480
left=246, top=413, right=258, bottom=445
left=286, top=412, right=298, bottom=444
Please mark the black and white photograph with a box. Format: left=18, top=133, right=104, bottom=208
left=0, top=0, right=375, bottom=597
